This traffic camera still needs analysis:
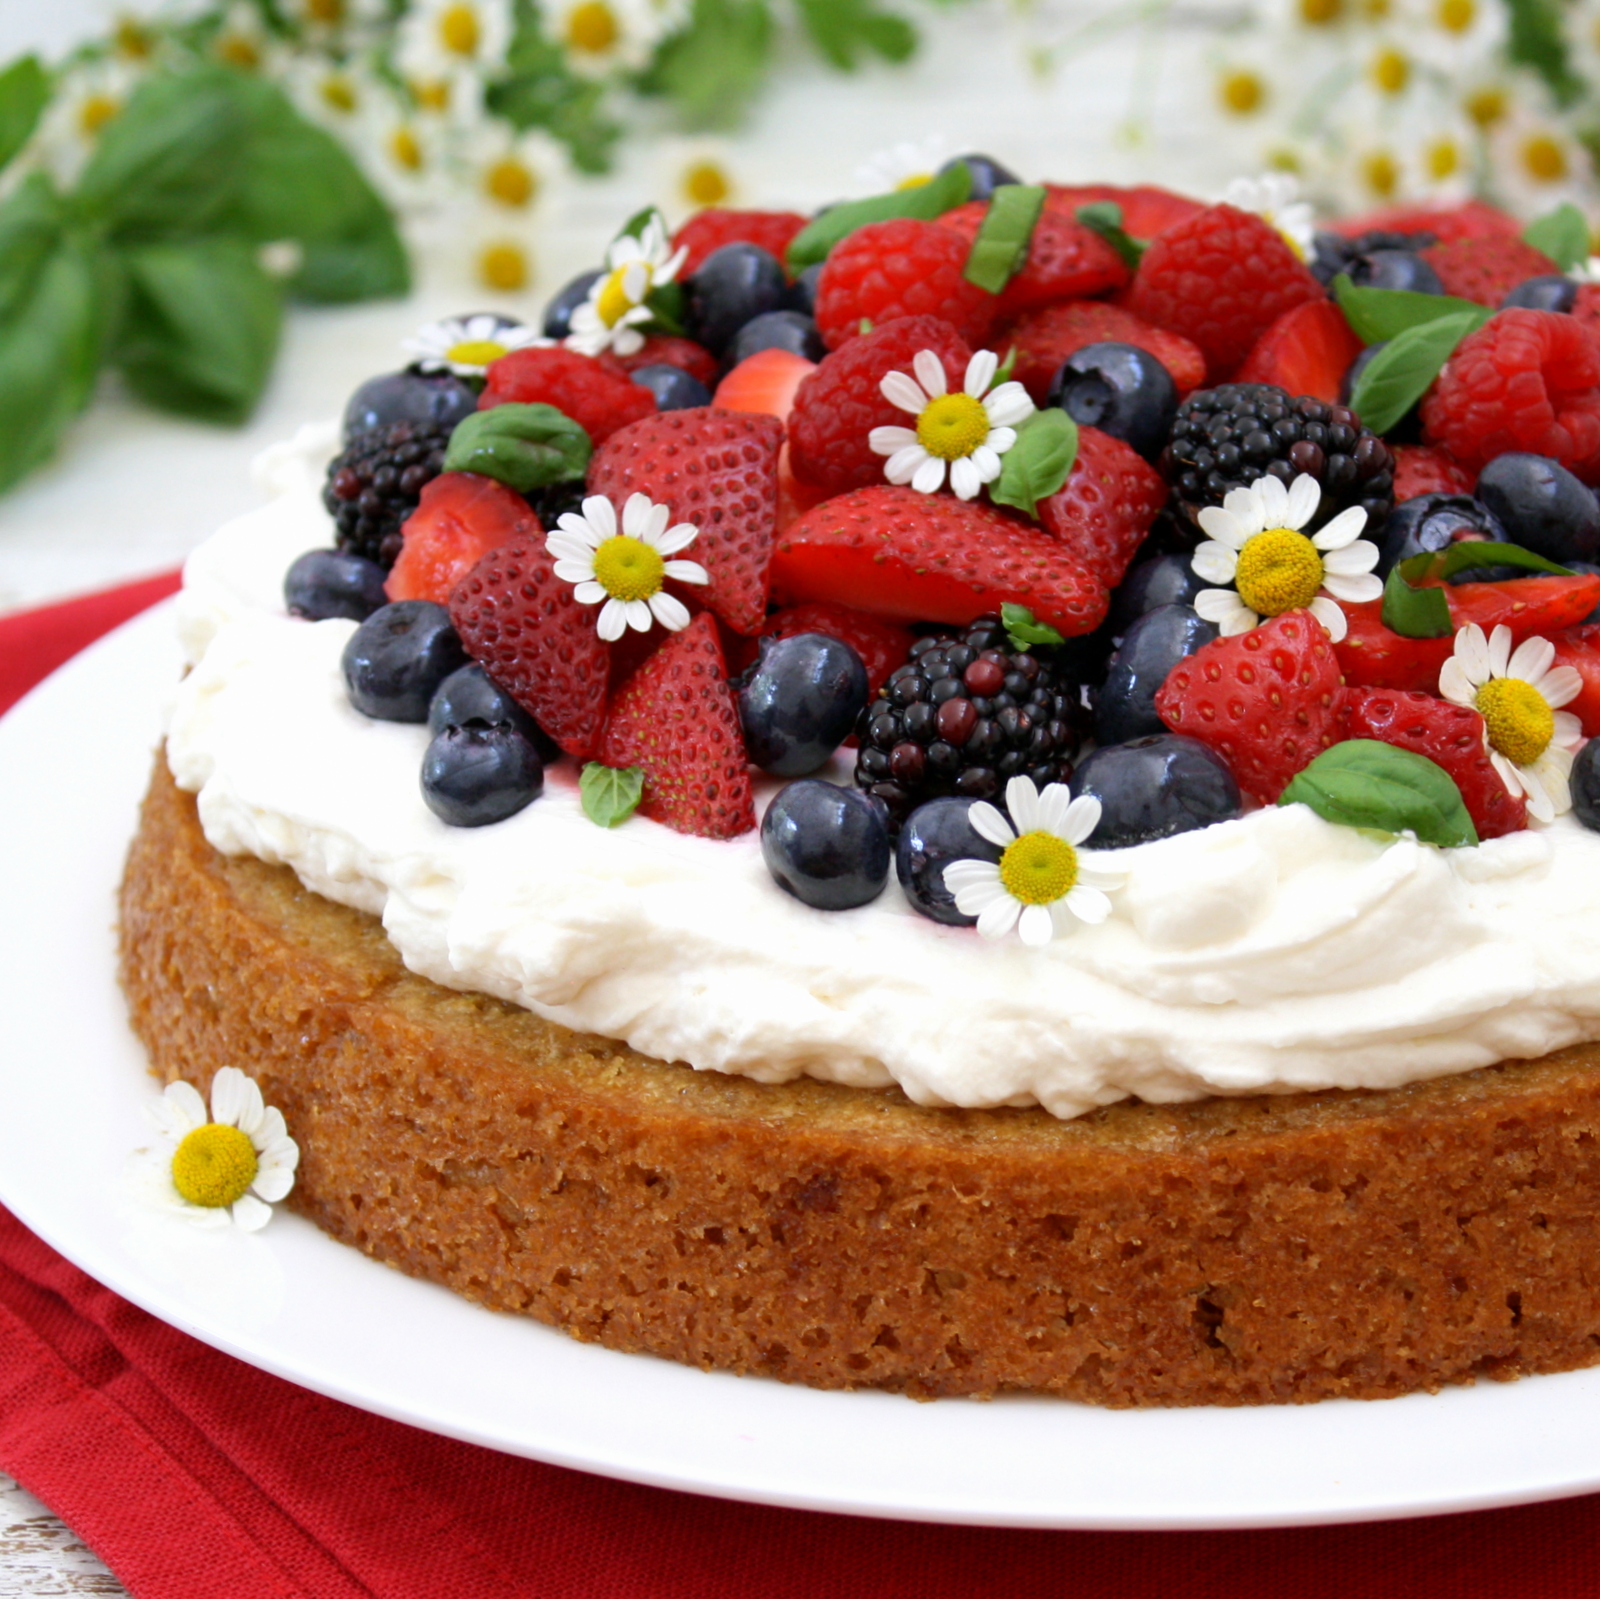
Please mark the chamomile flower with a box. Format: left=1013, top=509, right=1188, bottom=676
left=565, top=215, right=687, bottom=357
left=548, top=493, right=707, bottom=641
left=397, top=0, right=513, bottom=78
left=131, top=1069, right=299, bottom=1233
left=1221, top=172, right=1315, bottom=258
left=404, top=312, right=547, bottom=375
left=854, top=135, right=951, bottom=195
left=869, top=349, right=1035, bottom=501
left=546, top=0, right=689, bottom=77
left=942, top=778, right=1125, bottom=948
left=1190, top=472, right=1382, bottom=642
left=1439, top=623, right=1584, bottom=822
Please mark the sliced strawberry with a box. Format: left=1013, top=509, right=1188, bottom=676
left=448, top=533, right=610, bottom=759
left=1235, top=300, right=1365, bottom=403
left=1328, top=200, right=1521, bottom=244
left=1042, top=183, right=1205, bottom=239
left=770, top=485, right=1108, bottom=638
left=1155, top=610, right=1348, bottom=804
left=608, top=334, right=721, bottom=390
left=1001, top=300, right=1206, bottom=405
left=1335, top=600, right=1454, bottom=692
left=1035, top=426, right=1166, bottom=588
left=761, top=602, right=914, bottom=698
left=713, top=347, right=817, bottom=420
left=599, top=611, right=755, bottom=840
left=480, top=347, right=655, bottom=444
left=1553, top=623, right=1600, bottom=736
left=586, top=407, right=785, bottom=636
left=386, top=473, right=541, bottom=606
left=939, top=200, right=1127, bottom=313
left=1392, top=443, right=1473, bottom=500
left=1344, top=688, right=1526, bottom=838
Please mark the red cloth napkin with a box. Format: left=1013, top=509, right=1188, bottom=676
left=5, top=574, right=1600, bottom=1599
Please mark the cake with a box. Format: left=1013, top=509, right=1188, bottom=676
left=118, top=165, right=1600, bottom=1405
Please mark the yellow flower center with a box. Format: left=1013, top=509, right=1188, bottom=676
left=320, top=74, right=358, bottom=113
left=592, top=535, right=664, bottom=602
left=684, top=160, right=732, bottom=207
left=486, top=156, right=536, bottom=206
left=1363, top=150, right=1399, bottom=197
left=305, top=0, right=344, bottom=23
left=1475, top=678, right=1554, bottom=768
left=1299, top=0, right=1342, bottom=23
left=78, top=94, right=120, bottom=138
left=446, top=339, right=510, bottom=367
left=1219, top=70, right=1265, bottom=115
left=1437, top=0, right=1473, bottom=30
left=596, top=263, right=647, bottom=326
left=414, top=78, right=452, bottom=112
left=439, top=2, right=481, bottom=55
left=895, top=172, right=934, bottom=191
left=479, top=243, right=529, bottom=291
left=1364, top=0, right=1390, bottom=17
left=999, top=831, right=1078, bottom=906
left=566, top=0, right=620, bottom=54
left=916, top=393, right=990, bottom=461
left=1234, top=527, right=1325, bottom=618
left=171, top=1123, right=258, bottom=1210
left=1522, top=135, right=1567, bottom=183
left=217, top=33, right=260, bottom=68
left=115, top=18, right=153, bottom=58
left=1371, top=48, right=1409, bottom=94
left=391, top=126, right=424, bottom=171
left=1426, top=138, right=1461, bottom=180
left=1465, top=86, right=1507, bottom=127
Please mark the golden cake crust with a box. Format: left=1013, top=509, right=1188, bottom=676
left=120, top=757, right=1600, bottom=1405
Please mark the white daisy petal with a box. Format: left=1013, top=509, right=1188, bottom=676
left=964, top=349, right=998, bottom=396
left=1310, top=506, right=1369, bottom=551
left=1218, top=604, right=1261, bottom=637
left=654, top=523, right=699, bottom=557
left=951, top=877, right=1011, bottom=917
left=1507, top=635, right=1556, bottom=685
left=1308, top=594, right=1348, bottom=642
left=230, top=1194, right=273, bottom=1233
left=884, top=445, right=927, bottom=485
left=950, top=456, right=982, bottom=500
left=1061, top=794, right=1103, bottom=847
left=1437, top=657, right=1473, bottom=706
left=912, top=349, right=947, bottom=398
left=1197, top=506, right=1247, bottom=548
left=1017, top=904, right=1056, bottom=947
left=611, top=326, right=645, bottom=357
left=152, top=1080, right=207, bottom=1137
left=1221, top=485, right=1266, bottom=534
left=1191, top=543, right=1239, bottom=585
left=1319, top=571, right=1383, bottom=604
left=1487, top=624, right=1514, bottom=679
left=552, top=560, right=599, bottom=585
left=969, top=445, right=1003, bottom=484
left=1194, top=587, right=1246, bottom=625
left=1284, top=473, right=1321, bottom=531
left=1555, top=710, right=1585, bottom=745
left=985, top=427, right=1019, bottom=456
left=975, top=895, right=1023, bottom=941
left=944, top=859, right=1003, bottom=896
left=580, top=496, right=617, bottom=537
left=648, top=592, right=692, bottom=631
left=1005, top=776, right=1043, bottom=834
left=1255, top=474, right=1290, bottom=526
left=1456, top=624, right=1491, bottom=687
left=1076, top=859, right=1126, bottom=891
left=1488, top=748, right=1522, bottom=798
left=547, top=531, right=600, bottom=564
left=869, top=425, right=918, bottom=456
left=1035, top=782, right=1075, bottom=837
left=968, top=802, right=1016, bottom=848
left=1064, top=883, right=1113, bottom=924
left=209, top=1068, right=254, bottom=1131
left=1540, top=666, right=1584, bottom=711
left=1320, top=539, right=1380, bottom=575
left=881, top=371, right=929, bottom=414
left=597, top=599, right=628, bottom=641
left=662, top=559, right=708, bottom=585
left=252, top=1165, right=295, bottom=1204
left=623, top=598, right=654, bottom=632
left=983, top=385, right=1035, bottom=428
left=910, top=455, right=947, bottom=495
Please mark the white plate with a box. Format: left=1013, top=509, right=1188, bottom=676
left=6, top=604, right=1600, bottom=1531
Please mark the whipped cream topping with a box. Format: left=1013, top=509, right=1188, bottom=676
left=164, top=430, right=1600, bottom=1119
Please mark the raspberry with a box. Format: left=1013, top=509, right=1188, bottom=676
left=787, top=315, right=972, bottom=497
left=937, top=201, right=1127, bottom=313
left=605, top=334, right=720, bottom=390
left=479, top=347, right=655, bottom=444
left=1126, top=204, right=1325, bottom=377
left=813, top=219, right=995, bottom=352
left=1421, top=237, right=1560, bottom=307
left=1571, top=283, right=1600, bottom=338
left=671, top=208, right=809, bottom=278
left=1420, top=309, right=1600, bottom=483
left=1042, top=184, right=1205, bottom=239
left=1327, top=200, right=1520, bottom=244
left=1391, top=443, right=1473, bottom=501
left=1000, top=300, right=1206, bottom=404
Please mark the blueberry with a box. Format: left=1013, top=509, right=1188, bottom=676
left=1475, top=452, right=1600, bottom=565
left=761, top=780, right=891, bottom=909
left=896, top=797, right=1003, bottom=925
left=628, top=363, right=712, bottom=410
left=542, top=270, right=602, bottom=340
left=1373, top=493, right=1507, bottom=578
left=1572, top=738, right=1600, bottom=831
left=342, top=601, right=468, bottom=722
left=727, top=310, right=825, bottom=365
left=342, top=369, right=479, bottom=443
left=284, top=549, right=389, bottom=622
left=686, top=244, right=788, bottom=356
left=421, top=723, right=544, bottom=827
left=1094, top=604, right=1218, bottom=746
left=1071, top=735, right=1241, bottom=848
left=1347, top=249, right=1444, bottom=295
left=784, top=262, right=823, bottom=318
left=737, top=633, right=869, bottom=776
left=938, top=153, right=1021, bottom=202
left=429, top=662, right=560, bottom=762
left=1108, top=553, right=1207, bottom=635
left=1501, top=274, right=1578, bottom=314
left=1046, top=342, right=1177, bottom=462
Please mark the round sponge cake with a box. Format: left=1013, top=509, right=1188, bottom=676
left=119, top=756, right=1600, bottom=1405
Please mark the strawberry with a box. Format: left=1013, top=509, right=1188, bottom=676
left=760, top=602, right=914, bottom=698
left=480, top=347, right=655, bottom=444
left=671, top=208, right=809, bottom=278
left=1344, top=687, right=1526, bottom=838
left=1155, top=610, right=1348, bottom=804
left=1234, top=299, right=1365, bottom=403
left=1042, top=184, right=1205, bottom=239
left=386, top=473, right=541, bottom=606
left=599, top=611, right=755, bottom=840
left=770, top=485, right=1108, bottom=637
left=1421, top=237, right=1560, bottom=307
left=1035, top=426, right=1166, bottom=588
left=938, top=201, right=1127, bottom=313
left=606, top=334, right=721, bottom=391
left=1335, top=601, right=1455, bottom=693
left=1000, top=300, right=1206, bottom=404
left=448, top=533, right=610, bottom=759
left=713, top=347, right=817, bottom=419
left=1552, top=623, right=1600, bottom=736
left=1392, top=443, right=1473, bottom=501
left=1327, top=200, right=1521, bottom=244
left=586, top=408, right=785, bottom=636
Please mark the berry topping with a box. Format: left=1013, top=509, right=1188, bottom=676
left=421, top=722, right=545, bottom=828
left=896, top=796, right=1004, bottom=925
left=686, top=243, right=790, bottom=355
left=1045, top=341, right=1177, bottom=462
left=671, top=208, right=809, bottom=279
left=712, top=346, right=817, bottom=419
left=1474, top=452, right=1600, bottom=564
left=1108, top=552, right=1208, bottom=633
left=342, top=368, right=479, bottom=443
left=1002, top=298, right=1207, bottom=406
left=761, top=780, right=891, bottom=910
left=629, top=364, right=713, bottom=411
left=938, top=201, right=1128, bottom=312
left=1371, top=492, right=1505, bottom=579
left=429, top=661, right=559, bottom=763
left=479, top=346, right=656, bottom=444
left=1391, top=443, right=1473, bottom=501
left=736, top=633, right=869, bottom=776
left=1069, top=734, right=1242, bottom=848
left=1234, top=300, right=1366, bottom=406
left=1035, top=425, right=1168, bottom=588
left=341, top=600, right=468, bottom=723
left=727, top=310, right=825, bottom=366
left=283, top=549, right=388, bottom=622
left=607, top=334, right=721, bottom=390
left=1095, top=603, right=1218, bottom=745
left=385, top=472, right=542, bottom=605
left=1502, top=275, right=1579, bottom=315
left=323, top=419, right=452, bottom=568
left=542, top=271, right=603, bottom=340
left=756, top=602, right=913, bottom=699
left=1420, top=237, right=1561, bottom=308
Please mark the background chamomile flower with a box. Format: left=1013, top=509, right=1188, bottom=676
left=397, top=0, right=514, bottom=81
left=853, top=134, right=950, bottom=196
left=1221, top=172, right=1316, bottom=258
left=544, top=0, right=686, bottom=78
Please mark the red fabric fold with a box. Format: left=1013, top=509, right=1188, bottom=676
left=5, top=576, right=1600, bottom=1598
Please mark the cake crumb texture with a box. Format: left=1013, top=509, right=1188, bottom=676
left=120, top=758, right=1600, bottom=1405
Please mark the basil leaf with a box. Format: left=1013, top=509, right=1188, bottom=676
left=993, top=344, right=1017, bottom=385
left=794, top=0, right=916, bottom=69
left=0, top=55, right=49, bottom=175
left=1000, top=603, right=1065, bottom=651
left=0, top=171, right=65, bottom=322
left=1279, top=739, right=1478, bottom=849
left=786, top=161, right=972, bottom=272
left=444, top=403, right=591, bottom=492
left=1348, top=309, right=1482, bottom=435
left=615, top=205, right=668, bottom=246
left=0, top=233, right=103, bottom=491
left=580, top=762, right=644, bottom=827
left=1074, top=202, right=1144, bottom=271
left=114, top=237, right=282, bottom=422
left=991, top=408, right=1078, bottom=518
left=1504, top=0, right=1584, bottom=108
left=643, top=278, right=686, bottom=335
left=634, top=0, right=772, bottom=133
left=963, top=184, right=1045, bottom=293
left=1332, top=274, right=1492, bottom=344
left=1523, top=202, right=1589, bottom=271
left=1381, top=540, right=1575, bottom=637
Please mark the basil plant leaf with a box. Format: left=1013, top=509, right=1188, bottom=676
left=1000, top=603, right=1065, bottom=651
left=444, top=403, right=592, bottom=493
left=786, top=161, right=971, bottom=272
left=0, top=170, right=65, bottom=323
left=1523, top=201, right=1590, bottom=272
left=1381, top=539, right=1576, bottom=638
left=963, top=184, right=1045, bottom=293
left=1279, top=739, right=1478, bottom=849
left=0, top=55, right=49, bottom=175
left=991, top=408, right=1078, bottom=518
left=1332, top=274, right=1492, bottom=344
left=1348, top=309, right=1482, bottom=436
left=1074, top=202, right=1144, bottom=271
left=580, top=762, right=644, bottom=827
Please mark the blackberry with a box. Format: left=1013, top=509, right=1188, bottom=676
left=1161, top=382, right=1395, bottom=538
left=323, top=420, right=452, bottom=568
left=1309, top=228, right=1437, bottom=286
left=853, top=615, right=1090, bottom=823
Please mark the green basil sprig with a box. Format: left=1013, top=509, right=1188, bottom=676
left=1347, top=310, right=1484, bottom=435
left=785, top=161, right=971, bottom=272
left=1380, top=541, right=1575, bottom=638
left=962, top=184, right=1045, bottom=294
left=1074, top=202, right=1144, bottom=271
left=1279, top=739, right=1478, bottom=848
left=0, top=56, right=48, bottom=175
left=1000, top=603, right=1065, bottom=651
left=444, top=403, right=592, bottom=493
left=1331, top=273, right=1491, bottom=344
left=991, top=408, right=1078, bottom=518
left=580, top=763, right=645, bottom=827
left=1523, top=201, right=1590, bottom=272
